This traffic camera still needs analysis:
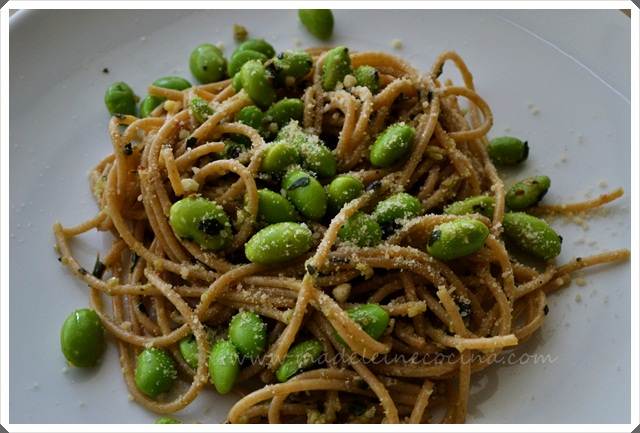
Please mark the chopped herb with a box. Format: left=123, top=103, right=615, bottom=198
left=102, top=67, right=109, bottom=74
left=306, top=263, right=317, bottom=276
left=77, top=267, right=88, bottom=276
left=198, top=218, right=225, bottom=236
left=129, top=251, right=140, bottom=272
left=287, top=176, right=310, bottom=191
left=329, top=257, right=350, bottom=264
left=365, top=180, right=381, bottom=191
left=186, top=136, right=198, bottom=148
left=428, top=230, right=441, bottom=247
left=92, top=254, right=107, bottom=278
left=113, top=113, right=127, bottom=120
left=456, top=301, right=472, bottom=318
left=543, top=305, right=550, bottom=315
left=123, top=143, right=133, bottom=155
left=426, top=89, right=433, bottom=103
left=576, top=257, right=582, bottom=262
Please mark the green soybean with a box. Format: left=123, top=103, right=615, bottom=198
left=235, top=39, right=276, bottom=59
left=178, top=333, right=199, bottom=369
left=276, top=339, right=323, bottom=382
left=156, top=417, right=181, bottom=424
left=152, top=76, right=192, bottom=91
left=230, top=105, right=265, bottom=145
left=298, top=9, right=334, bottom=40
left=373, top=193, right=423, bottom=230
left=502, top=212, right=562, bottom=260
left=232, top=72, right=244, bottom=92
left=353, top=65, right=380, bottom=94
left=140, top=76, right=192, bottom=117
left=189, top=97, right=214, bottom=124
left=255, top=188, right=299, bottom=224
left=169, top=197, right=233, bottom=250
left=326, top=175, right=365, bottom=215
left=60, top=308, right=105, bottom=368
left=228, top=310, right=267, bottom=361
left=104, top=81, right=137, bottom=116
left=444, top=195, right=496, bottom=219
left=189, top=43, right=227, bottom=84
left=135, top=348, right=177, bottom=397
left=273, top=50, right=314, bottom=86
left=322, top=46, right=353, bottom=91
left=259, top=141, right=301, bottom=175
left=427, top=218, right=489, bottom=260
left=370, top=123, right=415, bottom=167
left=227, top=49, right=269, bottom=78
left=282, top=170, right=328, bottom=220
left=298, top=138, right=337, bottom=178
left=276, top=122, right=337, bottom=177
left=336, top=303, right=389, bottom=345
left=245, top=222, right=313, bottom=265
left=338, top=211, right=382, bottom=247
left=239, top=60, right=277, bottom=109
left=208, top=339, right=240, bottom=394
left=266, top=98, right=305, bottom=128
left=487, top=136, right=529, bottom=165
left=505, top=175, right=551, bottom=210
left=139, top=95, right=164, bottom=118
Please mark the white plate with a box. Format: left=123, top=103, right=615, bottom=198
left=6, top=8, right=633, bottom=426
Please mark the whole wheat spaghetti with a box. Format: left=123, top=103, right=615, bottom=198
left=53, top=48, right=630, bottom=424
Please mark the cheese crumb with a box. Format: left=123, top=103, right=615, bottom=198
left=391, top=39, right=403, bottom=48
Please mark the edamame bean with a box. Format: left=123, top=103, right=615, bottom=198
left=298, top=9, right=334, bottom=40
left=178, top=333, right=199, bottom=369
left=235, top=39, right=276, bottom=59
left=353, top=65, right=380, bottom=94
left=338, top=211, right=382, bottom=247
left=139, top=76, right=192, bottom=117
left=208, top=340, right=240, bottom=394
left=282, top=170, right=328, bottom=220
left=156, top=417, right=181, bottom=424
left=276, top=122, right=337, bottom=177
left=104, top=82, right=137, bottom=116
left=276, top=339, right=323, bottom=382
left=230, top=105, right=265, bottom=146
left=255, top=188, right=299, bottom=224
left=227, top=49, right=269, bottom=78
left=505, top=175, right=551, bottom=210
left=139, top=95, right=164, bottom=118
left=335, top=304, right=389, bottom=345
left=189, top=97, right=214, bottom=124
left=373, top=193, right=423, bottom=231
left=266, top=98, right=305, bottom=128
left=169, top=197, right=233, bottom=250
left=232, top=72, right=243, bottom=92
left=427, top=218, right=489, bottom=260
left=444, top=195, right=496, bottom=219
left=298, top=138, right=337, bottom=178
left=487, top=136, right=529, bottom=164
left=239, top=60, right=277, bottom=109
left=245, top=222, right=313, bottom=265
left=60, top=308, right=105, bottom=367
left=322, top=46, right=353, bottom=91
left=326, top=175, right=365, bottom=215
left=228, top=310, right=267, bottom=361
left=259, top=141, right=301, bottom=175
left=273, top=50, right=314, bottom=86
left=189, top=43, right=227, bottom=84
left=502, top=212, right=562, bottom=260
left=370, top=123, right=415, bottom=167
left=152, top=76, right=192, bottom=91
left=135, top=348, right=177, bottom=397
